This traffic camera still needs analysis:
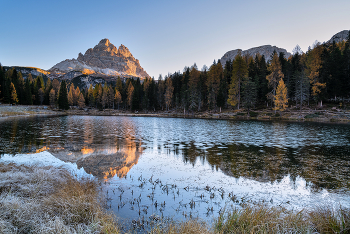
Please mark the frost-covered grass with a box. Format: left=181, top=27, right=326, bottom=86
left=215, top=204, right=350, bottom=234
left=0, top=162, right=120, bottom=234
left=1, top=161, right=349, bottom=234
left=148, top=219, right=210, bottom=234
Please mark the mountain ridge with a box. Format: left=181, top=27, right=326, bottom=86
left=49, top=39, right=149, bottom=80
left=220, top=45, right=292, bottom=66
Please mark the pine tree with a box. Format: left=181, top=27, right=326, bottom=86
left=68, top=84, right=74, bottom=106
left=295, top=70, right=310, bottom=115
left=274, top=79, right=288, bottom=114
left=127, top=82, right=134, bottom=110
left=228, top=54, right=248, bottom=109
left=77, top=93, right=85, bottom=109
left=107, top=85, right=114, bottom=108
left=44, top=77, right=52, bottom=105
left=49, top=88, right=56, bottom=107
left=157, top=75, right=165, bottom=110
left=88, top=84, right=94, bottom=107
left=17, top=72, right=25, bottom=104
left=266, top=52, right=284, bottom=111
left=58, top=80, right=69, bottom=110
left=10, top=82, right=18, bottom=104
left=38, top=88, right=44, bottom=105
left=206, top=61, right=222, bottom=110
left=24, top=78, right=32, bottom=105
left=164, top=77, right=174, bottom=111
left=114, top=89, right=122, bottom=109
left=3, top=78, right=11, bottom=103
left=242, top=77, right=257, bottom=114
left=188, top=64, right=200, bottom=111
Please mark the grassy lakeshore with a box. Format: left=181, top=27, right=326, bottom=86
left=0, top=162, right=120, bottom=233
left=0, top=162, right=349, bottom=233
left=1, top=104, right=350, bottom=123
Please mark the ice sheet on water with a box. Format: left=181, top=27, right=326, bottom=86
left=0, top=151, right=93, bottom=179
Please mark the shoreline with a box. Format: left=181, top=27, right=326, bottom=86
left=1, top=152, right=349, bottom=233
left=1, top=104, right=350, bottom=124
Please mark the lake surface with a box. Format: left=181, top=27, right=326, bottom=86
left=1, top=115, right=350, bottom=230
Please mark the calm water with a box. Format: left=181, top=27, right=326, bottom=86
left=1, top=115, right=350, bottom=230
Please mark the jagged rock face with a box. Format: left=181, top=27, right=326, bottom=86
left=220, top=45, right=292, bottom=66
left=49, top=38, right=149, bottom=79
left=327, top=30, right=349, bottom=44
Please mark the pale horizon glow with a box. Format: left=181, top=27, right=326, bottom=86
left=0, top=0, right=349, bottom=78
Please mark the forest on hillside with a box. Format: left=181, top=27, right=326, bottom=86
left=0, top=32, right=349, bottom=112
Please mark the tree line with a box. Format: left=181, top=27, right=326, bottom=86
left=0, top=32, right=349, bottom=112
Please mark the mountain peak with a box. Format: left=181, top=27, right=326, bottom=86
left=49, top=39, right=149, bottom=79
left=220, top=45, right=291, bottom=65
left=98, top=38, right=111, bottom=46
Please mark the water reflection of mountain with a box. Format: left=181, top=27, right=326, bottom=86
left=178, top=142, right=350, bottom=191
left=76, top=150, right=140, bottom=179
left=0, top=115, right=143, bottom=179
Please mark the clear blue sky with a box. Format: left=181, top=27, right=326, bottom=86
left=1, top=0, right=349, bottom=78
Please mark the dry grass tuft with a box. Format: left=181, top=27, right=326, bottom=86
left=0, top=162, right=120, bottom=233
left=215, top=204, right=350, bottom=234
left=149, top=219, right=211, bottom=234
left=308, top=206, right=350, bottom=233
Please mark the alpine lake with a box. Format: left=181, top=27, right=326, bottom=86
left=1, top=115, right=350, bottom=231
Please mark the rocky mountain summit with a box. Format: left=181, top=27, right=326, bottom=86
left=49, top=39, right=149, bottom=79
left=220, top=45, right=292, bottom=66
left=327, top=30, right=349, bottom=44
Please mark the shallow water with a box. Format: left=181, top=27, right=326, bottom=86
left=1, top=115, right=350, bottom=230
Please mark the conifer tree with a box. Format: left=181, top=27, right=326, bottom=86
left=142, top=78, right=151, bottom=110
left=228, top=54, right=248, bottom=109
left=266, top=52, right=284, bottom=110
left=188, top=64, right=200, bottom=111
left=295, top=70, right=310, bottom=115
left=274, top=79, right=288, bottom=114
left=242, top=76, right=257, bottom=114
left=206, top=60, right=222, bottom=110
left=114, top=89, right=122, bottom=109
left=52, top=79, right=60, bottom=94
left=68, top=84, right=74, bottom=106
left=305, top=42, right=325, bottom=106
left=38, top=88, right=44, bottom=105
left=75, top=87, right=82, bottom=106
left=107, top=85, right=114, bottom=108
left=127, top=82, right=134, bottom=110
left=88, top=84, right=94, bottom=107
left=77, top=93, right=85, bottom=109
left=157, top=75, right=165, bottom=110
left=10, top=82, right=18, bottom=104
left=58, top=80, right=69, bottom=110
left=49, top=89, right=56, bottom=107
left=165, top=77, right=174, bottom=111
left=17, top=72, right=25, bottom=104
left=44, top=77, right=52, bottom=105
left=24, top=78, right=32, bottom=105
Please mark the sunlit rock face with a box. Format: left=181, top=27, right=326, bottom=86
left=49, top=38, right=149, bottom=79
left=221, top=45, right=292, bottom=65
left=327, top=30, right=349, bottom=44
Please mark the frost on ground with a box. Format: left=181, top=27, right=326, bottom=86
left=0, top=152, right=119, bottom=234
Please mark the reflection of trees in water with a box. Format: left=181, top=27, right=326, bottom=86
left=0, top=116, right=143, bottom=180
left=177, top=142, right=350, bottom=191
left=0, top=117, right=47, bottom=155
